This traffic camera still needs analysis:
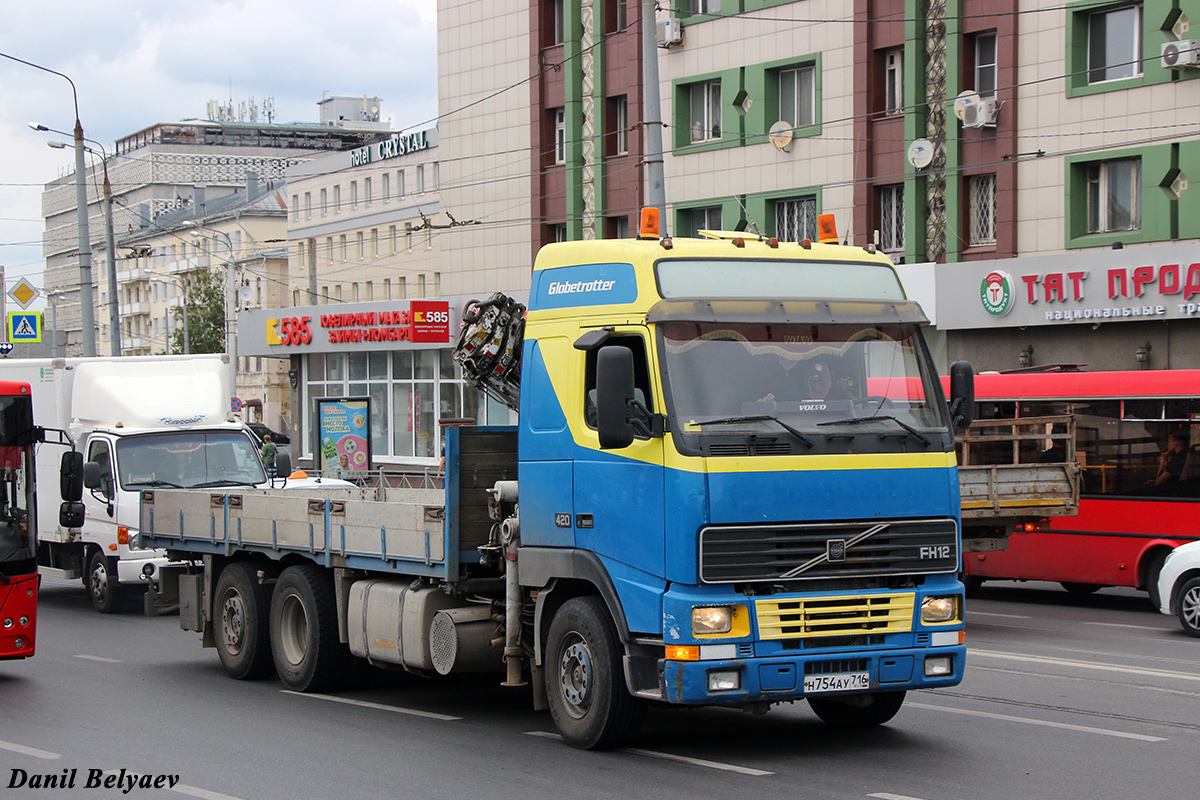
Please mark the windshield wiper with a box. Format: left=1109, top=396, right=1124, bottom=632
left=127, top=479, right=185, bottom=489
left=690, top=415, right=813, bottom=448
left=818, top=415, right=930, bottom=447
left=190, top=479, right=261, bottom=489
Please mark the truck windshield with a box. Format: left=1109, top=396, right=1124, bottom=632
left=658, top=321, right=949, bottom=449
left=116, top=431, right=266, bottom=490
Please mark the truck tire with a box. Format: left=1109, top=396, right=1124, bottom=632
left=269, top=564, right=349, bottom=692
left=86, top=549, right=125, bottom=614
left=545, top=596, right=645, bottom=750
left=1175, top=577, right=1200, bottom=638
left=808, top=690, right=906, bottom=727
left=215, top=562, right=276, bottom=680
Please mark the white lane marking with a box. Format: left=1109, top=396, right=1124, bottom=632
left=869, top=794, right=929, bottom=800
left=281, top=690, right=461, bottom=720
left=73, top=654, right=123, bottom=663
left=1083, top=621, right=1160, bottom=630
left=101, top=771, right=247, bottom=800
left=966, top=611, right=1031, bottom=619
left=908, top=702, right=1167, bottom=742
left=970, top=648, right=1200, bottom=683
left=524, top=731, right=774, bottom=775
left=0, top=739, right=60, bottom=759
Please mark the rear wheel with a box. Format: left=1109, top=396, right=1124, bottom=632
left=1175, top=577, right=1200, bottom=638
left=1143, top=550, right=1169, bottom=609
left=270, top=564, right=349, bottom=692
left=546, top=596, right=645, bottom=750
left=86, top=549, right=125, bottom=614
left=808, top=690, right=906, bottom=727
left=214, top=562, right=276, bottom=680
left=1061, top=582, right=1101, bottom=596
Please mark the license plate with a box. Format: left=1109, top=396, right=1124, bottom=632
left=803, top=671, right=870, bottom=694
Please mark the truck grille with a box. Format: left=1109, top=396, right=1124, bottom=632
left=700, top=518, right=958, bottom=584
left=756, top=593, right=915, bottom=640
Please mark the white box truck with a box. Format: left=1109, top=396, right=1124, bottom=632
left=1, top=355, right=271, bottom=613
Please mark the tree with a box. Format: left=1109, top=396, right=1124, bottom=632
left=168, top=269, right=225, bottom=355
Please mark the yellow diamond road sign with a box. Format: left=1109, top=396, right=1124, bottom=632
left=8, top=278, right=39, bottom=309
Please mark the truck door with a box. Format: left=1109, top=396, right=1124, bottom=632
left=574, top=328, right=666, bottom=622
left=83, top=437, right=119, bottom=547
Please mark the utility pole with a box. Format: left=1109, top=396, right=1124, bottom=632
left=641, top=0, right=666, bottom=222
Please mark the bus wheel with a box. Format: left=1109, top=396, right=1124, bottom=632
left=86, top=550, right=125, bottom=614
left=809, top=691, right=906, bottom=727
left=546, top=596, right=645, bottom=750
left=1176, top=578, right=1200, bottom=638
left=1061, top=582, right=1101, bottom=596
left=1143, top=550, right=1169, bottom=609
left=269, top=564, right=349, bottom=692
left=215, top=562, right=276, bottom=680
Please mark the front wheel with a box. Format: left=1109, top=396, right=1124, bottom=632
left=215, top=562, right=276, bottom=680
left=1175, top=577, right=1200, bottom=638
left=808, top=690, right=906, bottom=727
left=545, top=596, right=645, bottom=750
left=269, top=564, right=349, bottom=692
left=86, top=549, right=125, bottom=614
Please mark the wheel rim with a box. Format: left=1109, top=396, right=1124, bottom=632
left=90, top=559, right=109, bottom=606
left=277, top=591, right=309, bottom=667
left=220, top=590, right=247, bottom=655
left=1183, top=586, right=1200, bottom=630
left=557, top=634, right=593, bottom=719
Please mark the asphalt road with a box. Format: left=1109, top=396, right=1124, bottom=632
left=2, top=575, right=1197, bottom=800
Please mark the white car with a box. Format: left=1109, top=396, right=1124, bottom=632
left=1157, top=541, right=1200, bottom=637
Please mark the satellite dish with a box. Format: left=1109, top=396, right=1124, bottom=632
left=954, top=90, right=982, bottom=121
left=907, top=138, right=934, bottom=170
left=768, top=120, right=794, bottom=151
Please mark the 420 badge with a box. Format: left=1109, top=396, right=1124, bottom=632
left=980, top=270, right=1016, bottom=317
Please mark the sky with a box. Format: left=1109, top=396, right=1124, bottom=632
left=0, top=0, right=439, bottom=312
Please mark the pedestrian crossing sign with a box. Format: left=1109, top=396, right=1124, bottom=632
left=8, top=312, right=41, bottom=343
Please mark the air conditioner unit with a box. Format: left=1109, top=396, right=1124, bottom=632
left=1161, top=39, right=1200, bottom=69
left=960, top=98, right=999, bottom=129
left=657, top=17, right=683, bottom=47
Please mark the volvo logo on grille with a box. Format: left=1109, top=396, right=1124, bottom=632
left=827, top=539, right=847, bottom=561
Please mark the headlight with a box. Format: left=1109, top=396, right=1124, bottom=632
left=921, top=595, right=959, bottom=623
left=692, top=606, right=732, bottom=635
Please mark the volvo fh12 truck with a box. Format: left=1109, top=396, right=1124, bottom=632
left=141, top=211, right=974, bottom=749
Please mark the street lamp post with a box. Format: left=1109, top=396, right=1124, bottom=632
left=2, top=52, right=97, bottom=356
left=41, top=131, right=120, bottom=356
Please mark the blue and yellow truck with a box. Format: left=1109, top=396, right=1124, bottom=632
left=141, top=211, right=975, bottom=749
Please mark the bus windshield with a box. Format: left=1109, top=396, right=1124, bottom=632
left=116, top=431, right=266, bottom=490
left=658, top=320, right=949, bottom=450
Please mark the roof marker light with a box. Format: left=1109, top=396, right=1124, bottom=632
left=817, top=214, right=838, bottom=244
left=639, top=207, right=660, bottom=239
left=733, top=238, right=745, bottom=248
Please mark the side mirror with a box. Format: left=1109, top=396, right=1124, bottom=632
left=595, top=346, right=635, bottom=450
left=948, top=360, right=975, bottom=431
left=83, top=461, right=103, bottom=490
left=60, top=451, right=84, bottom=502
left=59, top=501, right=85, bottom=529
left=274, top=451, right=292, bottom=479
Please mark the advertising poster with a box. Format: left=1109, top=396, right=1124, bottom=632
left=316, top=397, right=371, bottom=479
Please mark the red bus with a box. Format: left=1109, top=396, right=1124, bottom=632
left=0, top=380, right=40, bottom=659
left=961, top=369, right=1200, bottom=604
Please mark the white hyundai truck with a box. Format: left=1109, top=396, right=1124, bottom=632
left=0, top=355, right=269, bottom=613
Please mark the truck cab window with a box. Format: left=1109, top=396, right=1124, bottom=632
left=583, top=334, right=653, bottom=434
left=88, top=441, right=113, bottom=499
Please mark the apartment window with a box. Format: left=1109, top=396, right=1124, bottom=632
left=554, top=108, right=567, bottom=164
left=884, top=48, right=904, bottom=115
left=432, top=162, right=439, bottom=190
left=334, top=185, right=342, bottom=213
left=878, top=184, right=905, bottom=253
left=687, top=206, right=722, bottom=236
left=417, top=165, right=425, bottom=193
left=320, top=188, right=328, bottom=216
left=974, top=32, right=998, bottom=98
left=291, top=194, right=299, bottom=222
left=689, top=80, right=722, bottom=142
left=389, top=225, right=397, bottom=254
left=384, top=278, right=392, bottom=300
left=774, top=196, right=817, bottom=242
left=551, top=0, right=565, bottom=45
left=397, top=169, right=406, bottom=197
left=1087, top=158, right=1141, bottom=233
left=778, top=65, right=815, bottom=128
left=339, top=234, right=348, bottom=262
left=968, top=173, right=997, bottom=246
left=382, top=172, right=390, bottom=202
left=609, top=96, right=628, bottom=156
left=325, top=237, right=334, bottom=265
left=405, top=223, right=413, bottom=252
left=350, top=181, right=358, bottom=209
left=552, top=224, right=568, bottom=242
left=371, top=228, right=379, bottom=258
left=1088, top=5, right=1141, bottom=83
left=606, top=216, right=629, bottom=239
left=304, top=192, right=312, bottom=220
left=605, top=0, right=627, bottom=32
left=356, top=231, right=365, bottom=260
left=364, top=177, right=372, bottom=206
left=366, top=281, right=374, bottom=301
left=690, top=0, right=720, bottom=12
